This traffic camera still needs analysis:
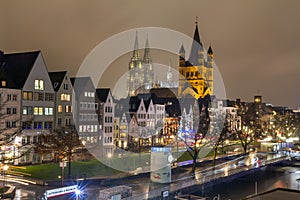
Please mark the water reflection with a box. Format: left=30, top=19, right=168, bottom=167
left=193, top=163, right=300, bottom=199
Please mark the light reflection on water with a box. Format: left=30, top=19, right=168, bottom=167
left=193, top=163, right=300, bottom=200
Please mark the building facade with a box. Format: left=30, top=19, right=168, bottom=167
left=178, top=21, right=214, bottom=99
left=127, top=33, right=154, bottom=96
left=49, top=71, right=73, bottom=129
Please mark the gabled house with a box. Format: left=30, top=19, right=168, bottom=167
left=96, top=88, right=115, bottom=156
left=49, top=71, right=73, bottom=129
left=127, top=93, right=165, bottom=150
left=0, top=50, right=55, bottom=164
left=71, top=77, right=99, bottom=147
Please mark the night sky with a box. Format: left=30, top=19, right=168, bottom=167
left=1, top=0, right=300, bottom=108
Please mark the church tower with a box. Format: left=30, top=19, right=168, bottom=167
left=128, top=32, right=154, bottom=96
left=143, top=36, right=154, bottom=89
left=128, top=31, right=143, bottom=96
left=206, top=45, right=214, bottom=94
left=178, top=18, right=214, bottom=99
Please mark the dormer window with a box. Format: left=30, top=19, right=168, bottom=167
left=34, top=80, right=44, bottom=90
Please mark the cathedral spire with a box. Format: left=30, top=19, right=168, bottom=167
left=143, top=34, right=151, bottom=63
left=133, top=31, right=140, bottom=59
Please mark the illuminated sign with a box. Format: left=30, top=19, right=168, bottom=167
left=44, top=185, right=78, bottom=199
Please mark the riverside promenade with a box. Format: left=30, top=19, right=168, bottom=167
left=123, top=153, right=288, bottom=200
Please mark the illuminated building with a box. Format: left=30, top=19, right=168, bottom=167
left=178, top=19, right=214, bottom=99
left=127, top=33, right=154, bottom=97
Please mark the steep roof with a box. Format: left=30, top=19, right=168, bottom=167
left=70, top=77, right=95, bottom=98
left=0, top=51, right=40, bottom=89
left=96, top=88, right=111, bottom=102
left=49, top=71, right=67, bottom=91
left=188, top=23, right=203, bottom=66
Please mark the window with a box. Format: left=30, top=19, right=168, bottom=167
left=58, top=118, right=62, bottom=125
left=60, top=94, right=70, bottom=101
left=6, top=121, right=11, bottom=128
left=105, top=106, right=112, bottom=113
left=65, top=105, right=70, bottom=113
left=12, top=121, right=16, bottom=128
left=6, top=108, right=11, bottom=114
left=12, top=94, right=17, bottom=101
left=34, top=92, right=44, bottom=101
left=58, top=105, right=62, bottom=113
left=23, top=91, right=33, bottom=100
left=65, top=118, right=71, bottom=126
left=7, top=94, right=11, bottom=101
left=22, top=122, right=31, bottom=129
left=44, top=122, right=52, bottom=129
left=63, top=83, right=68, bottom=90
left=34, top=107, right=43, bottom=115
left=12, top=107, right=17, bottom=114
left=84, top=92, right=94, bottom=97
left=45, top=93, right=54, bottom=101
left=1, top=81, right=6, bottom=87
left=34, top=122, right=42, bottom=129
left=23, top=106, right=33, bottom=115
left=105, top=117, right=113, bottom=123
left=34, top=80, right=44, bottom=90
left=45, top=107, right=53, bottom=115
left=6, top=121, right=16, bottom=128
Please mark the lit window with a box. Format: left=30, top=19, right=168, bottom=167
left=34, top=107, right=43, bottom=115
left=23, top=92, right=33, bottom=100
left=34, top=80, right=44, bottom=90
left=58, top=105, right=62, bottom=113
left=65, top=105, right=70, bottom=113
left=60, top=94, right=70, bottom=101
left=45, top=107, right=53, bottom=115
left=23, top=107, right=27, bottom=115
left=1, top=81, right=6, bottom=87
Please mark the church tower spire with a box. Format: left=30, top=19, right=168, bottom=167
left=143, top=35, right=151, bottom=63
left=132, top=31, right=140, bottom=60
left=189, top=16, right=204, bottom=66
left=142, top=34, right=154, bottom=90
left=128, top=31, right=143, bottom=96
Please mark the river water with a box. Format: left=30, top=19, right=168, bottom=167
left=193, top=163, right=300, bottom=200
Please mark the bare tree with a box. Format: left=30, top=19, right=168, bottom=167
left=35, top=126, right=82, bottom=178
left=180, top=97, right=211, bottom=175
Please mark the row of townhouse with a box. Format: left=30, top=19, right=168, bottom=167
left=0, top=50, right=115, bottom=164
